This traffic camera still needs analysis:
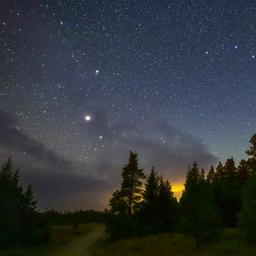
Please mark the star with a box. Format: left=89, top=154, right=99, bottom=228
left=95, top=69, right=99, bottom=76
left=84, top=115, right=91, bottom=122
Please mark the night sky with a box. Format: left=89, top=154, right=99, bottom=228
left=0, top=0, right=256, bottom=210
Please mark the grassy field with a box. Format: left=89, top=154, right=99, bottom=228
left=90, top=229, right=256, bottom=256
left=1, top=225, right=256, bottom=256
left=0, top=223, right=102, bottom=256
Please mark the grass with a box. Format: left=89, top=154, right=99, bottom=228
left=90, top=228, right=256, bottom=256
left=1, top=225, right=256, bottom=256
left=0, top=223, right=101, bottom=256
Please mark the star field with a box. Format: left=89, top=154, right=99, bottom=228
left=0, top=0, right=256, bottom=210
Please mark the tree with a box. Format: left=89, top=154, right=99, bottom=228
left=0, top=158, right=22, bottom=247
left=137, top=168, right=178, bottom=235
left=238, top=175, right=256, bottom=243
left=106, top=152, right=145, bottom=238
left=156, top=176, right=178, bottom=232
left=237, top=159, right=249, bottom=181
left=137, top=168, right=160, bottom=234
left=0, top=158, right=47, bottom=248
left=119, top=151, right=145, bottom=215
left=206, top=166, right=215, bottom=183
left=179, top=162, right=221, bottom=249
left=220, top=158, right=241, bottom=227
left=246, top=134, right=256, bottom=173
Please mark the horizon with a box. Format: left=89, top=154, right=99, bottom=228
left=1, top=0, right=256, bottom=211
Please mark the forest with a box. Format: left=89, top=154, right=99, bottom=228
left=1, top=135, right=256, bottom=254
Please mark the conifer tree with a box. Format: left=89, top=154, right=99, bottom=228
left=237, top=159, right=249, bottom=181
left=157, top=176, right=178, bottom=232
left=120, top=151, right=145, bottom=215
left=206, top=166, right=215, bottom=183
left=238, top=175, right=256, bottom=243
left=106, top=152, right=145, bottom=238
left=0, top=158, right=47, bottom=247
left=246, top=134, right=256, bottom=173
left=179, top=162, right=221, bottom=248
left=137, top=168, right=160, bottom=233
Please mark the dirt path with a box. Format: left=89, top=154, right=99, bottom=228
left=49, top=226, right=105, bottom=256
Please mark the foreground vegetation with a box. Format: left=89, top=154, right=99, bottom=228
left=0, top=223, right=102, bottom=256
left=2, top=224, right=256, bottom=256
left=2, top=134, right=256, bottom=254
left=106, top=135, right=256, bottom=247
left=91, top=228, right=256, bottom=256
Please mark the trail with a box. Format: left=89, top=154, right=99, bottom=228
left=49, top=226, right=105, bottom=256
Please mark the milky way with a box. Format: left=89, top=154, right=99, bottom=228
left=0, top=1, right=256, bottom=210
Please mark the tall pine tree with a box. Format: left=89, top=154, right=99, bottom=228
left=179, top=162, right=221, bottom=248
left=106, top=152, right=145, bottom=238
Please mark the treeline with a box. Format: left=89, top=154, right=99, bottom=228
left=43, top=209, right=106, bottom=228
left=0, top=158, right=48, bottom=248
left=106, top=135, right=256, bottom=248
left=0, top=158, right=106, bottom=249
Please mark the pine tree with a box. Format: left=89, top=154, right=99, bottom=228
left=206, top=166, right=215, bottom=183
left=138, top=169, right=178, bottom=234
left=246, top=134, right=256, bottom=173
left=179, top=162, right=221, bottom=249
left=238, top=175, right=256, bottom=243
left=221, top=158, right=241, bottom=227
left=237, top=159, right=249, bottom=181
left=137, top=168, right=159, bottom=234
left=120, top=151, right=145, bottom=215
left=0, top=158, right=47, bottom=247
left=106, top=152, right=145, bottom=238
left=157, top=176, right=178, bottom=232
left=0, top=158, right=23, bottom=247
left=215, top=162, right=224, bottom=180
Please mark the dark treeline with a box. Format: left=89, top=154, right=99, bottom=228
left=43, top=209, right=106, bottom=228
left=0, top=158, right=48, bottom=248
left=1, top=135, right=256, bottom=249
left=0, top=158, right=106, bottom=249
left=106, top=135, right=256, bottom=248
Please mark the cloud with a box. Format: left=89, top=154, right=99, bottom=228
left=0, top=109, right=218, bottom=210
left=0, top=110, right=71, bottom=169
left=85, top=111, right=218, bottom=182
left=0, top=110, right=112, bottom=211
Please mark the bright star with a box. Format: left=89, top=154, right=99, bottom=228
left=95, top=69, right=99, bottom=75
left=85, top=115, right=91, bottom=122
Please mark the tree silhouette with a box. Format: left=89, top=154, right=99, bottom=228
left=106, top=152, right=145, bottom=238
left=238, top=175, right=256, bottom=244
left=156, top=176, right=178, bottom=232
left=246, top=134, right=256, bottom=173
left=206, top=165, right=215, bottom=183
left=179, top=162, right=221, bottom=248
left=0, top=158, right=47, bottom=248
left=120, top=151, right=145, bottom=215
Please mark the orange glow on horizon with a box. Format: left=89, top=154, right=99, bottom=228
left=171, top=183, right=184, bottom=199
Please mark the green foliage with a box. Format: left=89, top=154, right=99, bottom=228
left=91, top=228, right=256, bottom=256
left=246, top=134, right=256, bottom=173
left=238, top=175, right=256, bottom=243
left=0, top=158, right=48, bottom=248
left=120, top=151, right=146, bottom=215
left=179, top=162, right=222, bottom=248
left=106, top=151, right=145, bottom=238
left=137, top=168, right=178, bottom=234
